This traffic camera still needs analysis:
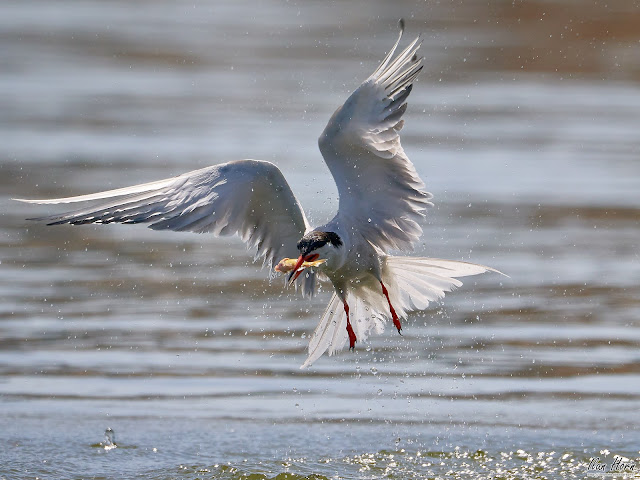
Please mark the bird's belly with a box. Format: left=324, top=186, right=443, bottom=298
left=326, top=247, right=380, bottom=286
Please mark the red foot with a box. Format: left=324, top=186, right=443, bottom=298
left=380, top=281, right=402, bottom=334
left=343, top=301, right=357, bottom=349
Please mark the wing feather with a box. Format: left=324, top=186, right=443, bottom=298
left=16, top=160, right=318, bottom=296
left=318, top=21, right=433, bottom=252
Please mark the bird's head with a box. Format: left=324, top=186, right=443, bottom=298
left=287, top=231, right=343, bottom=285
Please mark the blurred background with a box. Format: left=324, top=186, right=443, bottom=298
left=1, top=1, right=639, bottom=478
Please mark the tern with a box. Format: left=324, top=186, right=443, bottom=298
left=15, top=20, right=501, bottom=368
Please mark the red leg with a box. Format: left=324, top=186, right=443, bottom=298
left=342, top=301, right=357, bottom=350
left=380, top=281, right=402, bottom=334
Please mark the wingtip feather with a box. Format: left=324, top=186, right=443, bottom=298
left=13, top=198, right=49, bottom=204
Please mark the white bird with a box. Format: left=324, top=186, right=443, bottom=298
left=15, top=20, right=501, bottom=368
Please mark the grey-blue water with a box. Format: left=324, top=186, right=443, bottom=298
left=1, top=1, right=639, bottom=479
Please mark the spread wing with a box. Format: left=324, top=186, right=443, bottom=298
left=318, top=20, right=433, bottom=252
left=15, top=159, right=318, bottom=296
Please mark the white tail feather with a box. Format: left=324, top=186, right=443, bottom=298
left=301, top=293, right=345, bottom=369
left=301, top=291, right=386, bottom=369
left=300, top=256, right=503, bottom=368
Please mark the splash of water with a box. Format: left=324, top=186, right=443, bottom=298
left=103, top=427, right=117, bottom=451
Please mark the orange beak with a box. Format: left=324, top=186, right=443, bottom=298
left=287, top=254, right=319, bottom=286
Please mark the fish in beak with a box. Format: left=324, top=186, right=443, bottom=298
left=272, top=254, right=324, bottom=286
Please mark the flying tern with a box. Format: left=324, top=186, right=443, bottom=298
left=15, top=20, right=501, bottom=368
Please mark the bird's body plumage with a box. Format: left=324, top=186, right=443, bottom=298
left=15, top=21, right=501, bottom=367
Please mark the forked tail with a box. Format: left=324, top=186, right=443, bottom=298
left=300, top=256, right=503, bottom=368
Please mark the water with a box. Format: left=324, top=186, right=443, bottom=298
left=1, top=1, right=639, bottom=478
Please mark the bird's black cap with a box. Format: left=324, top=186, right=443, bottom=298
left=297, top=231, right=342, bottom=256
